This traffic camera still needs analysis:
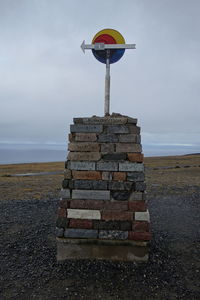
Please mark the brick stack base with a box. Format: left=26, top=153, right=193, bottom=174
left=56, top=114, right=151, bottom=262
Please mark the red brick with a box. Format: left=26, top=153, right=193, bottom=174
left=59, top=199, right=70, bottom=209
left=69, top=219, right=93, bottom=229
left=70, top=199, right=105, bottom=210
left=72, top=170, right=101, bottom=180
left=102, top=211, right=133, bottom=221
left=112, top=172, right=126, bottom=181
left=132, top=221, right=150, bottom=232
left=127, top=153, right=144, bottom=162
left=103, top=201, right=128, bottom=211
left=128, top=201, right=147, bottom=212
left=128, top=231, right=151, bottom=241
left=57, top=208, right=66, bottom=218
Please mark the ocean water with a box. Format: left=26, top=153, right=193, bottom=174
left=0, top=143, right=199, bottom=165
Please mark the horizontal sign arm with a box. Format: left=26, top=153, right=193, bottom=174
left=81, top=40, right=136, bottom=53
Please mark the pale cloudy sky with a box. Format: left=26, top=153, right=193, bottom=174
left=0, top=0, right=200, bottom=156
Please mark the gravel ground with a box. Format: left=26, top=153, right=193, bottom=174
left=0, top=174, right=200, bottom=299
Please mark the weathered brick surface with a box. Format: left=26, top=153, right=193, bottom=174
left=101, top=143, right=115, bottom=153
left=119, top=134, right=140, bottom=143
left=107, top=125, right=130, bottom=134
left=109, top=181, right=133, bottom=191
left=62, top=179, right=69, bottom=189
left=102, top=172, right=112, bottom=181
left=127, top=125, right=140, bottom=134
left=111, top=191, right=131, bottom=201
left=74, top=133, right=97, bottom=142
left=68, top=152, right=101, bottom=161
left=72, top=190, right=110, bottom=200
left=60, top=189, right=70, bottom=199
left=67, top=209, right=101, bottom=220
left=70, top=124, right=103, bottom=133
left=102, top=153, right=126, bottom=161
left=68, top=142, right=100, bottom=152
left=134, top=182, right=146, bottom=192
left=129, top=192, right=144, bottom=201
left=56, top=217, right=69, bottom=228
left=135, top=211, right=150, bottom=222
left=102, top=211, right=133, bottom=221
left=116, top=143, right=142, bottom=153
left=72, top=170, right=101, bottom=180
left=128, top=231, right=151, bottom=241
left=64, top=169, right=72, bottom=179
left=57, top=208, right=67, bottom=218
left=64, top=228, right=98, bottom=239
left=127, top=172, right=145, bottom=182
left=119, top=162, right=144, bottom=172
left=73, top=116, right=137, bottom=125
left=99, top=230, right=128, bottom=240
left=112, top=172, right=126, bottom=181
left=59, top=199, right=70, bottom=209
left=132, top=221, right=150, bottom=232
left=128, top=201, right=147, bottom=212
left=68, top=161, right=96, bottom=171
left=69, top=219, right=93, bottom=229
left=70, top=199, right=105, bottom=210
left=73, top=180, right=107, bottom=190
left=98, top=134, right=118, bottom=142
left=127, top=153, right=144, bottom=162
left=103, top=201, right=128, bottom=211
left=96, top=161, right=118, bottom=171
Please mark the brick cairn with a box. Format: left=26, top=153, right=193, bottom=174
left=56, top=114, right=151, bottom=262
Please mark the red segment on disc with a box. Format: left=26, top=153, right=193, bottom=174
left=93, top=34, right=116, bottom=44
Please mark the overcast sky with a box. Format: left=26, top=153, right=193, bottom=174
left=0, top=0, right=200, bottom=155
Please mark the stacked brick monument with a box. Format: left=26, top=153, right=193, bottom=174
left=56, top=114, right=151, bottom=262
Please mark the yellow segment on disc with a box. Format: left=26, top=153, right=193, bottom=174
left=92, top=28, right=125, bottom=44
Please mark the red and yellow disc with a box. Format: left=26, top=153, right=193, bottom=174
left=92, top=28, right=125, bottom=64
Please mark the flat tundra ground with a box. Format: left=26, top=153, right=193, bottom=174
left=0, top=155, right=200, bottom=299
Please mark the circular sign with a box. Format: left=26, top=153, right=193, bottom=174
left=92, top=29, right=125, bottom=64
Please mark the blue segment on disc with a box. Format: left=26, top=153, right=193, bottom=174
left=92, top=49, right=125, bottom=64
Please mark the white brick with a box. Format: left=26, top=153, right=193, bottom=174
left=67, top=209, right=101, bottom=220
left=72, top=190, right=110, bottom=200
left=135, top=211, right=150, bottom=222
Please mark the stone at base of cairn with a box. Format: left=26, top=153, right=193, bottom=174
left=56, top=114, right=151, bottom=262
left=57, top=238, right=149, bottom=262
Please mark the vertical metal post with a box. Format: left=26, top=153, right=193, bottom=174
left=104, top=51, right=110, bottom=116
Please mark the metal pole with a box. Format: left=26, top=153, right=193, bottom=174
left=104, top=51, right=110, bottom=116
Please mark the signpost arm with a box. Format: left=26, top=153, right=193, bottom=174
left=105, top=51, right=110, bottom=116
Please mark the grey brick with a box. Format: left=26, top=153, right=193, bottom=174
left=74, top=180, right=107, bottom=190
left=96, top=162, right=118, bottom=171
left=60, top=189, right=70, bottom=198
left=98, top=134, right=118, bottom=142
left=129, top=192, right=144, bottom=201
left=116, top=143, right=142, bottom=153
left=119, top=162, right=144, bottom=172
left=127, top=172, right=145, bottom=182
left=93, top=220, right=121, bottom=230
left=64, top=229, right=98, bottom=239
left=102, top=172, right=112, bottom=180
left=120, top=221, right=132, bottom=231
left=111, top=191, right=131, bottom=201
left=99, top=230, right=128, bottom=240
left=55, top=227, right=64, bottom=237
left=101, top=143, right=115, bottom=153
left=119, top=134, right=140, bottom=143
left=135, top=182, right=146, bottom=192
left=127, top=125, right=140, bottom=134
left=109, top=181, right=133, bottom=190
left=72, top=190, right=110, bottom=200
left=68, top=142, right=100, bottom=152
left=67, top=161, right=96, bottom=171
left=102, top=153, right=126, bottom=161
left=74, top=116, right=137, bottom=125
left=70, top=124, right=103, bottom=133
left=107, top=125, right=130, bottom=134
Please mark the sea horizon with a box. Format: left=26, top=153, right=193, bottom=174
left=0, top=142, right=199, bottom=165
